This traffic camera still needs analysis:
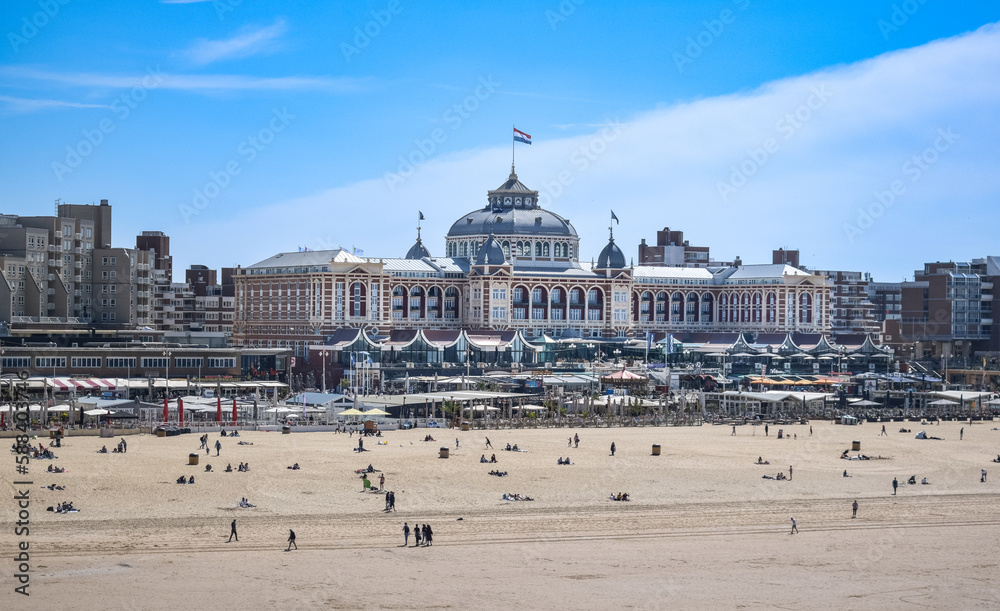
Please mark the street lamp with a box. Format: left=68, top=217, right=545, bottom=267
left=163, top=349, right=172, bottom=400
left=320, top=349, right=328, bottom=393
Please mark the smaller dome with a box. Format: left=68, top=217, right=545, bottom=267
left=404, top=227, right=431, bottom=260
left=475, top=235, right=506, bottom=266
left=597, top=237, right=626, bottom=269
left=405, top=237, right=430, bottom=260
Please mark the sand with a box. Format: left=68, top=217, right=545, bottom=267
left=7, top=420, right=1000, bottom=609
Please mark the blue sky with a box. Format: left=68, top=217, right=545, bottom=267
left=1, top=1, right=998, bottom=281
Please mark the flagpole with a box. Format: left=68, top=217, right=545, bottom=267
left=512, top=124, right=515, bottom=171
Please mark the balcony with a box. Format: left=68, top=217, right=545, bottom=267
left=48, top=259, right=57, bottom=266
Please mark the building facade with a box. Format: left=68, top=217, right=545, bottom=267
left=233, top=168, right=833, bottom=360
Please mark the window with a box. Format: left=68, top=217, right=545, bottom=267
left=107, top=358, right=136, bottom=368
left=36, top=357, right=67, bottom=368
left=71, top=357, right=102, bottom=368
left=141, top=357, right=168, bottom=368
left=174, top=358, right=203, bottom=369
left=492, top=306, right=507, bottom=319
left=208, top=358, right=236, bottom=368
left=532, top=307, right=545, bottom=320
left=492, top=287, right=506, bottom=301
left=1, top=357, right=30, bottom=368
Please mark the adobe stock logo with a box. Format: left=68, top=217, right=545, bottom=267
left=842, top=127, right=959, bottom=243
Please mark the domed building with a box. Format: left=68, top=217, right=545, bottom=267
left=445, top=168, right=580, bottom=269
left=234, top=164, right=835, bottom=366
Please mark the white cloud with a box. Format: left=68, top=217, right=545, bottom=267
left=170, top=24, right=1000, bottom=281
left=0, top=95, right=113, bottom=112
left=0, top=65, right=371, bottom=93
left=183, top=20, right=288, bottom=66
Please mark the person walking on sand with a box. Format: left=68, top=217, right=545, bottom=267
left=880, top=424, right=887, bottom=436
left=485, top=437, right=492, bottom=449
left=852, top=500, right=858, bottom=518
left=215, top=440, right=221, bottom=456
left=228, top=519, right=238, bottom=542
left=765, top=424, right=769, bottom=437
left=286, top=529, right=297, bottom=551
left=574, top=433, right=579, bottom=448
left=610, top=442, right=616, bottom=457
left=732, top=425, right=736, bottom=436
left=414, top=524, right=422, bottom=547
left=425, top=524, right=433, bottom=546
left=892, top=477, right=898, bottom=495
left=960, top=427, right=964, bottom=440
left=790, top=517, right=798, bottom=534
left=121, top=438, right=127, bottom=453
left=568, top=436, right=572, bottom=447
left=809, top=426, right=813, bottom=436
left=982, top=468, right=987, bottom=483
left=403, top=522, right=410, bottom=546
left=789, top=465, right=793, bottom=480
left=379, top=473, right=385, bottom=490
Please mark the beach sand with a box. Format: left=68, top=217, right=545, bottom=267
left=8, top=420, right=1000, bottom=609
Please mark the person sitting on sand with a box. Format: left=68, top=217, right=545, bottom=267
left=287, top=463, right=299, bottom=470
left=205, top=464, right=213, bottom=472
left=558, top=457, right=564, bottom=465
left=480, top=455, right=488, bottom=463
left=188, top=476, right=195, bottom=484
left=506, top=443, right=512, bottom=451
left=232, top=430, right=239, bottom=437
left=921, top=477, right=928, bottom=485
left=908, top=475, right=917, bottom=485
left=776, top=472, right=786, bottom=481
left=99, top=446, right=108, bottom=453
left=843, top=470, right=850, bottom=477
left=621, top=493, right=629, bottom=501
left=225, top=463, right=232, bottom=472
left=220, top=429, right=227, bottom=437
left=177, top=475, right=187, bottom=484
left=490, top=454, right=497, bottom=463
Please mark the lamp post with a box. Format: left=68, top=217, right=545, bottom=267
left=320, top=349, right=328, bottom=393
left=163, top=349, right=172, bottom=401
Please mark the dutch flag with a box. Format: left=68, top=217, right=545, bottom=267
left=513, top=127, right=531, bottom=145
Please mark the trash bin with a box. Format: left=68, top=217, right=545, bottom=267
left=439, top=447, right=449, bottom=459
left=461, top=422, right=470, bottom=432
left=282, top=426, right=291, bottom=435
left=188, top=453, right=199, bottom=465
left=156, top=429, right=166, bottom=438
left=852, top=440, right=861, bottom=451
left=652, top=444, right=661, bottom=456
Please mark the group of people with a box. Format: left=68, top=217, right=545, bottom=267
left=50, top=501, right=78, bottom=513
left=609, top=492, right=630, bottom=501
left=403, top=522, right=433, bottom=546
left=502, top=493, right=533, bottom=501
left=286, top=463, right=300, bottom=470
left=568, top=434, right=580, bottom=448
left=557, top=457, right=572, bottom=465
left=488, top=469, right=508, bottom=477
left=97, top=439, right=128, bottom=454
left=46, top=464, right=66, bottom=473
left=383, top=490, right=396, bottom=511
left=504, top=443, right=522, bottom=452
left=762, top=472, right=788, bottom=480
left=480, top=454, right=498, bottom=463
left=176, top=475, right=196, bottom=484
left=238, top=497, right=256, bottom=508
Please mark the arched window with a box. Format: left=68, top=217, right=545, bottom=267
left=766, top=292, right=777, bottom=323
left=542, top=242, right=550, bottom=257
left=536, top=242, right=543, bottom=257
left=686, top=293, right=698, bottom=322
left=799, top=293, right=812, bottom=324
left=670, top=292, right=683, bottom=322
left=501, top=241, right=510, bottom=258
left=719, top=294, right=728, bottom=323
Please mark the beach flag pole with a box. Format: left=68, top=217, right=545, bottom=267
left=216, top=396, right=222, bottom=423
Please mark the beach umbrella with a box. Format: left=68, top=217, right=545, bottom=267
left=216, top=396, right=222, bottom=423
left=338, top=408, right=365, bottom=416
left=362, top=408, right=390, bottom=416
left=178, top=397, right=184, bottom=426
